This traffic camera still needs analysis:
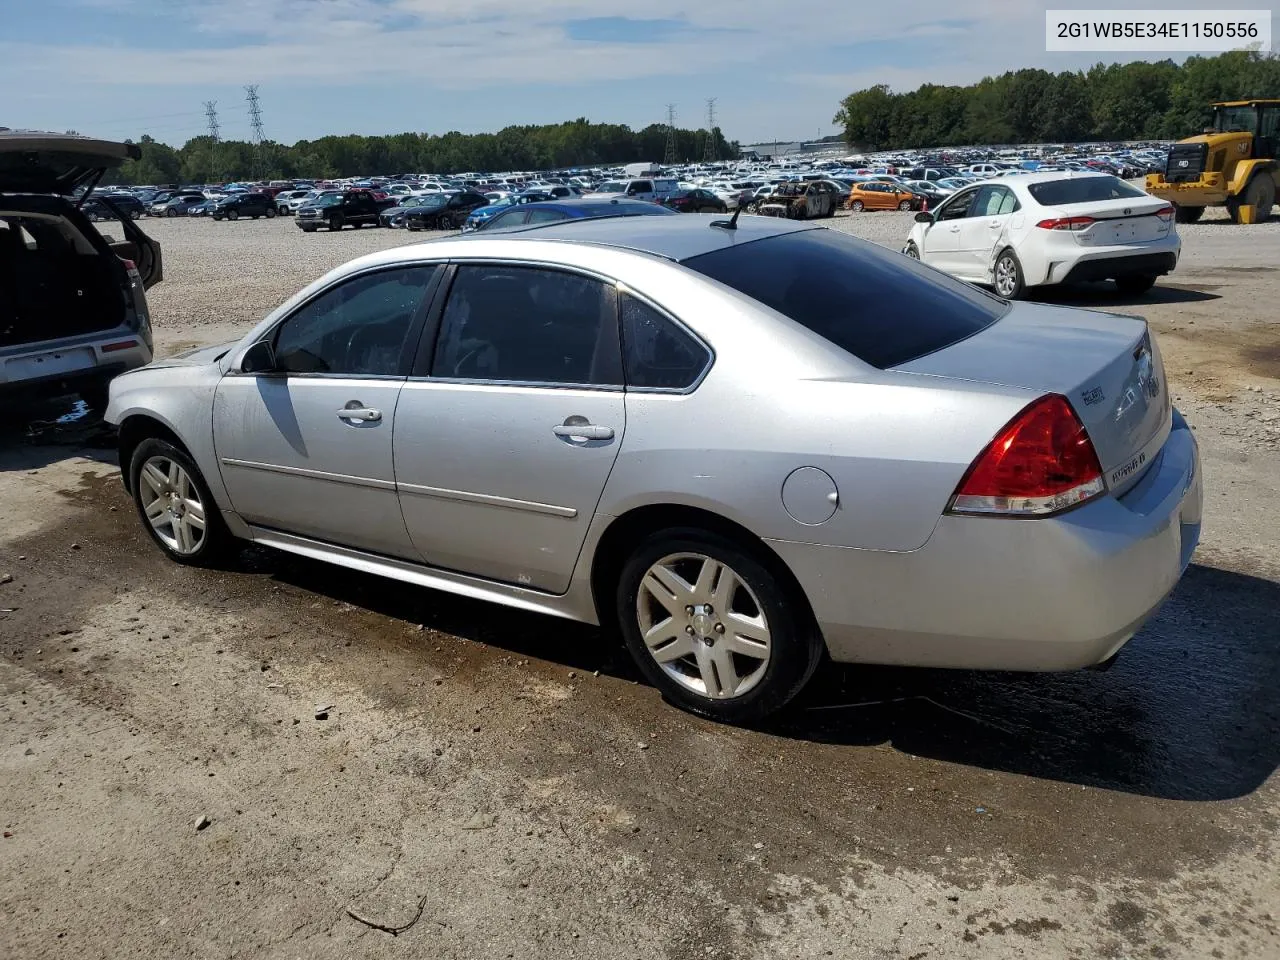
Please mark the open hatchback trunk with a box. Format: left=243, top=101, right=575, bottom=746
left=0, top=131, right=162, bottom=350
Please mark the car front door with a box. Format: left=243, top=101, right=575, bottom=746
left=956, top=185, right=1016, bottom=280
left=213, top=264, right=443, bottom=558
left=919, top=188, right=977, bottom=271
left=393, top=263, right=625, bottom=593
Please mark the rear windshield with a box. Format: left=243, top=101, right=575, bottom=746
left=681, top=227, right=1007, bottom=369
left=1027, top=176, right=1144, bottom=206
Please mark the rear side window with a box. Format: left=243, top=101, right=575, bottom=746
left=681, top=228, right=1007, bottom=369
left=620, top=293, right=709, bottom=390
left=430, top=265, right=621, bottom=386
left=1027, top=176, right=1144, bottom=205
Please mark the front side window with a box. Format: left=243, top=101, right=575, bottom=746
left=429, top=265, right=621, bottom=386
left=937, top=189, right=976, bottom=220
left=272, top=265, right=439, bottom=376
left=620, top=293, right=709, bottom=390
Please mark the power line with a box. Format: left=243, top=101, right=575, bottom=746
left=203, top=100, right=220, bottom=181
left=245, top=84, right=266, bottom=179
left=663, top=104, right=677, bottom=166
left=703, top=98, right=717, bottom=163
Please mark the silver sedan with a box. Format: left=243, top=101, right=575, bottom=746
left=105, top=215, right=1202, bottom=723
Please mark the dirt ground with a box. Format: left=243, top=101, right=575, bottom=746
left=2, top=211, right=1278, bottom=960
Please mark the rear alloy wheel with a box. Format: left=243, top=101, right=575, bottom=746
left=129, top=438, right=232, bottom=567
left=850, top=200, right=864, bottom=212
left=993, top=249, right=1026, bottom=299
left=266, top=207, right=277, bottom=218
left=1244, top=174, right=1276, bottom=223
left=903, top=241, right=921, bottom=260
left=166, top=208, right=179, bottom=218
left=1174, top=204, right=1204, bottom=224
left=898, top=200, right=912, bottom=211
left=617, top=529, right=821, bottom=724
left=1115, top=274, right=1157, bottom=295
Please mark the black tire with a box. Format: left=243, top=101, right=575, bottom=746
left=1244, top=174, right=1276, bottom=223
left=1115, top=274, right=1157, bottom=295
left=301, top=225, right=317, bottom=233
left=903, top=241, right=921, bottom=260
left=166, top=208, right=179, bottom=218
left=898, top=200, right=912, bottom=211
left=228, top=210, right=239, bottom=221
left=266, top=207, right=277, bottom=218
left=79, top=379, right=111, bottom=413
left=850, top=200, right=864, bottom=212
left=329, top=216, right=343, bottom=231
left=615, top=527, right=822, bottom=724
left=1174, top=204, right=1204, bottom=224
left=128, top=437, right=234, bottom=567
left=992, top=248, right=1026, bottom=299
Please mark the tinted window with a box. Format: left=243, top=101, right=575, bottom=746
left=621, top=294, right=709, bottom=390
left=1027, top=176, right=1144, bottom=205
left=272, top=266, right=437, bottom=376
left=682, top=228, right=1007, bottom=369
left=430, top=265, right=621, bottom=386
left=525, top=209, right=568, bottom=224
left=937, top=189, right=976, bottom=220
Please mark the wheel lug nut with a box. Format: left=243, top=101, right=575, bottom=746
left=714, top=623, right=725, bottom=634
left=685, top=605, right=694, bottom=616
left=685, top=625, right=695, bottom=635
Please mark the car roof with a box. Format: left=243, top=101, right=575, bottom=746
left=461, top=211, right=815, bottom=262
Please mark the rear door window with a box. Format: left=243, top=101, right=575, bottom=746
left=681, top=228, right=1007, bottom=369
left=620, top=293, right=709, bottom=390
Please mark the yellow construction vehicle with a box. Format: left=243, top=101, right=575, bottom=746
left=1145, top=99, right=1279, bottom=224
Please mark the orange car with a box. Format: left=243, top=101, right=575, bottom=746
left=846, top=181, right=926, bottom=212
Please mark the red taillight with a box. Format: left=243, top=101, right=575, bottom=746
left=1036, top=216, right=1096, bottom=231
left=948, top=394, right=1105, bottom=517
left=1155, top=204, right=1175, bottom=221
left=119, top=258, right=136, bottom=272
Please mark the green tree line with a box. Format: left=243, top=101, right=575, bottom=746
left=835, top=50, right=1280, bottom=150
left=106, top=118, right=738, bottom=185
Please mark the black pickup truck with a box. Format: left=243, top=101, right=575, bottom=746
left=295, top=191, right=381, bottom=232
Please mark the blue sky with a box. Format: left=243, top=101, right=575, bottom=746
left=1, top=0, right=1275, bottom=148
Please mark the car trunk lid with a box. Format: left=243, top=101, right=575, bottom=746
left=1041, top=195, right=1174, bottom=246
left=894, top=303, right=1171, bottom=496
left=0, top=131, right=140, bottom=195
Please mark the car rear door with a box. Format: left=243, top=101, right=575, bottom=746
left=213, top=264, right=442, bottom=559
left=956, top=185, right=1017, bottom=279
left=93, top=197, right=163, bottom=287
left=393, top=262, right=625, bottom=593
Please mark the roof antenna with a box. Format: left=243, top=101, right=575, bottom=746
left=710, top=203, right=744, bottom=231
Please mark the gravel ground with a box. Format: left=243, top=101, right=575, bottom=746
left=2, top=209, right=1279, bottom=959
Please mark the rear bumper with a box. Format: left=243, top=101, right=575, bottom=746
left=1, top=332, right=152, bottom=395
left=1060, top=251, right=1179, bottom=283
left=770, top=410, right=1202, bottom=671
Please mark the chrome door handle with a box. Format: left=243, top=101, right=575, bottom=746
left=553, top=423, right=613, bottom=441
left=337, top=406, right=381, bottom=422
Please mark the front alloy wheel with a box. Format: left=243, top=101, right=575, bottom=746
left=129, top=438, right=231, bottom=566
left=137, top=455, right=207, bottom=556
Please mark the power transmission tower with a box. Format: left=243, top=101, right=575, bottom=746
left=203, top=100, right=220, bottom=181
left=245, top=85, right=266, bottom=180
left=663, top=104, right=678, bottom=166
left=703, top=98, right=717, bottom=162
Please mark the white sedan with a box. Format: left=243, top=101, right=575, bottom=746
left=903, top=172, right=1179, bottom=298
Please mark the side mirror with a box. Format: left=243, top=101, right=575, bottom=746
left=240, top=339, right=276, bottom=374
left=914, top=211, right=935, bottom=224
